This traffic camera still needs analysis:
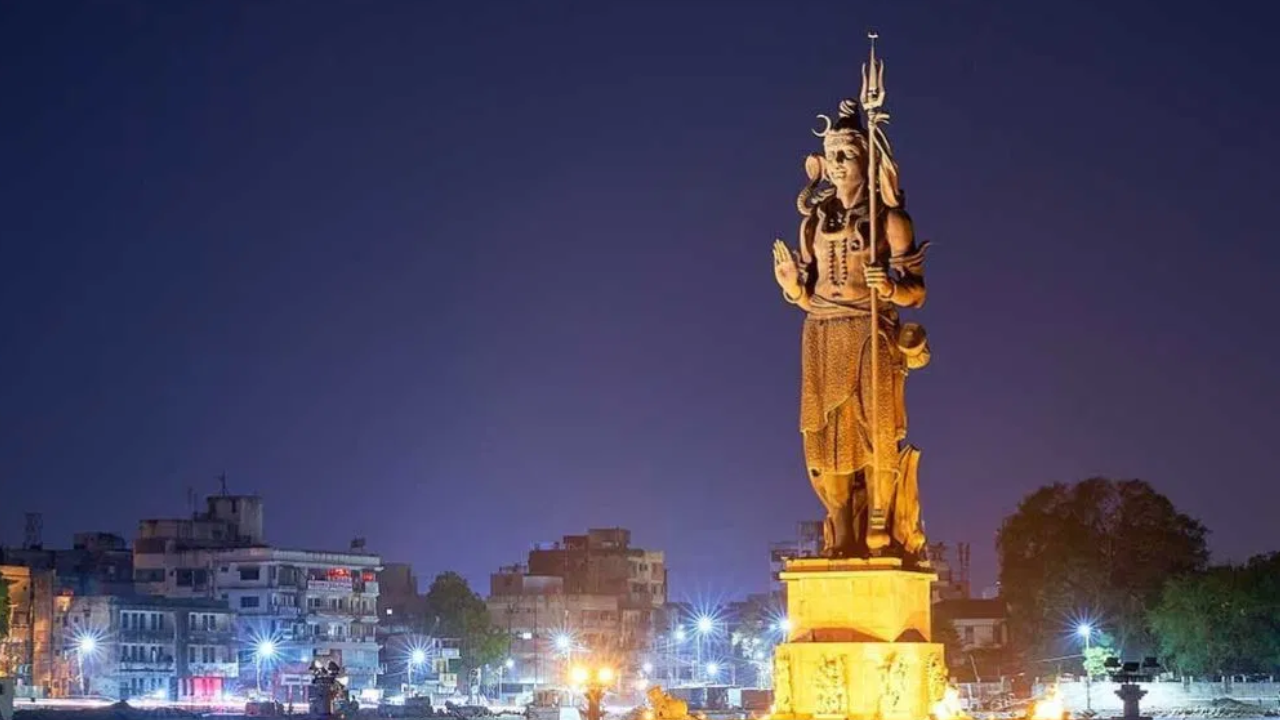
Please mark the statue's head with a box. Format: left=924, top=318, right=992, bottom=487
left=812, top=99, right=868, bottom=195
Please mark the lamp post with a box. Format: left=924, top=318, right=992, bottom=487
left=570, top=665, right=613, bottom=720
left=76, top=635, right=96, bottom=696
left=255, top=639, right=277, bottom=694
left=1077, top=624, right=1093, bottom=713
left=695, top=616, right=713, bottom=683
left=408, top=649, right=426, bottom=693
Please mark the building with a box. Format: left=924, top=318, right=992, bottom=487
left=768, top=521, right=823, bottom=585
left=64, top=594, right=238, bottom=701
left=374, top=564, right=461, bottom=697
left=522, top=528, right=666, bottom=656
left=0, top=565, right=62, bottom=697
left=133, top=492, right=383, bottom=697
left=933, top=597, right=1007, bottom=652
left=0, top=533, right=134, bottom=597
left=487, top=569, right=620, bottom=689
left=927, top=542, right=971, bottom=603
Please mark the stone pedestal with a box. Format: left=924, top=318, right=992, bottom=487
left=772, top=558, right=946, bottom=720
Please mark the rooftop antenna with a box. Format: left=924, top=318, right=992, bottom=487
left=23, top=511, right=43, bottom=550
left=218, top=472, right=228, bottom=496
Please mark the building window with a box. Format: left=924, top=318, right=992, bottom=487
left=241, top=596, right=261, bottom=609
left=239, top=566, right=261, bottom=581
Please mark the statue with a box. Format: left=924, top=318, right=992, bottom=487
left=645, top=685, right=689, bottom=720
left=771, top=41, right=931, bottom=561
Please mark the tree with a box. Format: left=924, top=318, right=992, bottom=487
left=996, top=478, right=1208, bottom=660
left=0, top=577, right=9, bottom=640
left=1082, top=631, right=1119, bottom=679
left=425, top=572, right=507, bottom=684
left=1148, top=554, right=1280, bottom=677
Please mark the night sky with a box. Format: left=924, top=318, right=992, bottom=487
left=3, top=1, right=1277, bottom=598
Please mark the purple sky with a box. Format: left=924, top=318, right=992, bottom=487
left=2, top=1, right=1277, bottom=599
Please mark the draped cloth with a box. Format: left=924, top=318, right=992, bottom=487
left=799, top=306, right=906, bottom=476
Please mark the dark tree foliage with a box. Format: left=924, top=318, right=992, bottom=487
left=1149, top=553, right=1280, bottom=677
left=425, top=571, right=507, bottom=682
left=996, top=478, right=1208, bottom=659
left=0, top=578, right=9, bottom=639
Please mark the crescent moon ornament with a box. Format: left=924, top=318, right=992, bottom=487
left=811, top=114, right=832, bottom=138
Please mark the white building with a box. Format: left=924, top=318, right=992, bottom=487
left=64, top=594, right=238, bottom=701
left=133, top=494, right=382, bottom=697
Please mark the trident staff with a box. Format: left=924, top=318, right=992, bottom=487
left=861, top=31, right=890, bottom=549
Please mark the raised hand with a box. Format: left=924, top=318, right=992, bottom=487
left=773, top=239, right=800, bottom=293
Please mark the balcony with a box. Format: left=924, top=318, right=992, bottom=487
left=119, top=628, right=175, bottom=643
left=187, top=662, right=238, bottom=678
left=120, top=657, right=175, bottom=671
left=306, top=579, right=353, bottom=594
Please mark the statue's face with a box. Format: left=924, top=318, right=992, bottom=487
left=823, top=144, right=863, bottom=194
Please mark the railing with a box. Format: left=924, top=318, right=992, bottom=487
left=119, top=628, right=175, bottom=642
left=307, top=579, right=353, bottom=593
left=119, top=658, right=175, bottom=670
left=186, top=662, right=238, bottom=677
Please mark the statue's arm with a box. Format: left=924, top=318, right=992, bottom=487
left=885, top=208, right=927, bottom=308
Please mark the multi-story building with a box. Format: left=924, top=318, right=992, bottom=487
left=928, top=542, right=971, bottom=603
left=63, top=594, right=238, bottom=701
left=486, top=569, right=619, bottom=689
left=768, top=521, right=823, bottom=585
left=521, top=528, right=666, bottom=657
left=0, top=565, right=62, bottom=697
left=132, top=492, right=382, bottom=697
left=0, top=532, right=134, bottom=597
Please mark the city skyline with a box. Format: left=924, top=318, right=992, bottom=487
left=4, top=0, right=1279, bottom=596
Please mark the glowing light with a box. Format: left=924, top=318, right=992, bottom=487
left=706, top=662, right=719, bottom=677
left=634, top=678, right=650, bottom=692
left=930, top=686, right=964, bottom=720
left=521, top=631, right=533, bottom=640
left=776, top=617, right=792, bottom=633
left=410, top=649, right=427, bottom=665
left=1030, top=685, right=1065, bottom=720
left=596, top=667, right=615, bottom=683
left=570, top=666, right=589, bottom=685
left=696, top=616, right=714, bottom=634
left=674, top=628, right=687, bottom=642
left=642, top=661, right=653, bottom=674
left=555, top=634, right=572, bottom=652
left=505, top=658, right=515, bottom=669
left=255, top=640, right=277, bottom=659
left=1076, top=623, right=1093, bottom=639
left=77, top=636, right=97, bottom=655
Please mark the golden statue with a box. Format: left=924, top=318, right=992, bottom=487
left=645, top=685, right=689, bottom=720
left=771, top=50, right=930, bottom=561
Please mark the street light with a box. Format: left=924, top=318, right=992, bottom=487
left=254, top=640, right=277, bottom=694
left=75, top=634, right=97, bottom=696
left=1077, top=623, right=1093, bottom=712
left=408, top=648, right=427, bottom=690
left=695, top=616, right=714, bottom=682
left=569, top=666, right=614, bottom=720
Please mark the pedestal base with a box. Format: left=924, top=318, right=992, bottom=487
left=772, top=558, right=946, bottom=720
left=772, top=641, right=945, bottom=720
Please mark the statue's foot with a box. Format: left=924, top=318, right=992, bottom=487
left=866, top=528, right=890, bottom=552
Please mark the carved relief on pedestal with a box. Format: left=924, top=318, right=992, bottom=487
left=774, top=648, right=794, bottom=714
left=878, top=652, right=910, bottom=717
left=926, top=652, right=948, bottom=703
left=814, top=654, right=848, bottom=716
